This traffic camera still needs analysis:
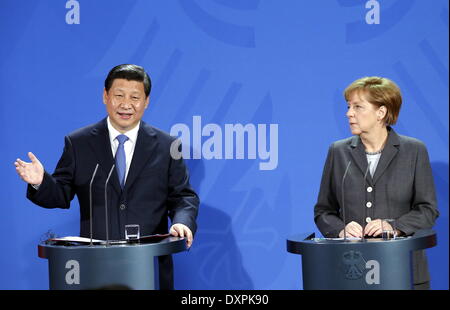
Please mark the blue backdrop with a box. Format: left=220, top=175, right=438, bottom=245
left=1, top=0, right=448, bottom=290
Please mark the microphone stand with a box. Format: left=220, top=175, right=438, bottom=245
left=89, top=164, right=99, bottom=246
left=341, top=161, right=352, bottom=242
left=105, top=164, right=115, bottom=247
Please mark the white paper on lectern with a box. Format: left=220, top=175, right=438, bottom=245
left=49, top=236, right=104, bottom=243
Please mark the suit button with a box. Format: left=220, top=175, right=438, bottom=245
left=367, top=186, right=373, bottom=192
left=120, top=204, right=126, bottom=210
left=366, top=217, right=372, bottom=223
left=366, top=202, right=372, bottom=208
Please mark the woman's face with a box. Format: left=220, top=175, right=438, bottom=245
left=346, top=91, right=385, bottom=136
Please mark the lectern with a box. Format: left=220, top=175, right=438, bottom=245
left=286, top=229, right=436, bottom=290
left=38, top=235, right=187, bottom=290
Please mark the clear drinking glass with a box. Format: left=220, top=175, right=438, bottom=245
left=125, top=224, right=140, bottom=241
left=381, top=219, right=397, bottom=240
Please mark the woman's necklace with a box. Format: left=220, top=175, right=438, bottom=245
left=365, top=148, right=383, bottom=155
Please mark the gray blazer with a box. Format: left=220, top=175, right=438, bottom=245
left=314, top=127, right=439, bottom=285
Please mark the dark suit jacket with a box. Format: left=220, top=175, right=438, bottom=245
left=314, top=127, right=439, bottom=285
left=27, top=118, right=200, bottom=289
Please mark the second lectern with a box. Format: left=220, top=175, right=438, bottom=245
left=287, top=229, right=436, bottom=290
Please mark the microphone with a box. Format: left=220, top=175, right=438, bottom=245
left=89, top=163, right=100, bottom=246
left=104, top=164, right=115, bottom=247
left=341, top=161, right=352, bottom=241
left=361, top=162, right=371, bottom=242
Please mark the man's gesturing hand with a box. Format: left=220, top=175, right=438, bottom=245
left=14, top=152, right=44, bottom=186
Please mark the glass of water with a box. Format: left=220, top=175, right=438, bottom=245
left=381, top=219, right=397, bottom=240
left=125, top=224, right=140, bottom=241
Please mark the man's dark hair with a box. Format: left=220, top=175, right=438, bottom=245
left=104, top=64, right=152, bottom=97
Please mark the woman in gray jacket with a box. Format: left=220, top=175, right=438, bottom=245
left=314, top=76, right=439, bottom=289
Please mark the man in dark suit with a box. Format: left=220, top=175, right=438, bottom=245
left=14, top=64, right=199, bottom=289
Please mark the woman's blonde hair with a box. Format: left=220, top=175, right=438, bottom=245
left=344, top=76, right=402, bottom=125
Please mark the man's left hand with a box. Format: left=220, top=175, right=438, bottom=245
left=169, top=223, right=193, bottom=248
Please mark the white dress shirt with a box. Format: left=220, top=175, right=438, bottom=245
left=107, top=117, right=140, bottom=182
left=366, top=153, right=382, bottom=177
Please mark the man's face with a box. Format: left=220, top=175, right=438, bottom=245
left=103, top=78, right=149, bottom=133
